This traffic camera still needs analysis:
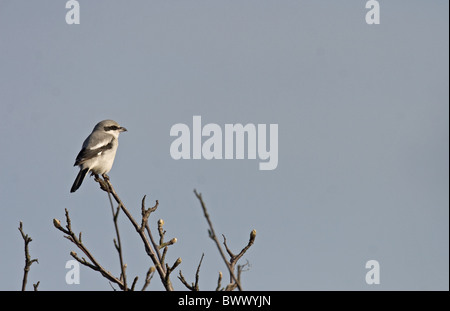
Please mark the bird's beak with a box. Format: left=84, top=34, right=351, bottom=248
left=120, top=127, right=127, bottom=132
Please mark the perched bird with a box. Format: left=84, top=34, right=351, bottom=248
left=71, top=120, right=127, bottom=193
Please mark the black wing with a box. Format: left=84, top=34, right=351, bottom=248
left=74, top=139, right=114, bottom=166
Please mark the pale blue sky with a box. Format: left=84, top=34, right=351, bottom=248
left=0, top=0, right=448, bottom=290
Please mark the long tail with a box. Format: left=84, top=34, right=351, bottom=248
left=71, top=168, right=89, bottom=193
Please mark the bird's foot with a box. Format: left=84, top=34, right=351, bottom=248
left=94, top=174, right=109, bottom=192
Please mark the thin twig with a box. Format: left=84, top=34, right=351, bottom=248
left=165, top=257, right=182, bottom=285
left=53, top=210, right=125, bottom=290
left=18, top=222, right=39, bottom=291
left=216, top=271, right=223, bottom=291
left=105, top=182, right=127, bottom=291
left=193, top=190, right=243, bottom=291
left=140, top=196, right=164, bottom=267
left=130, top=276, right=139, bottom=291
left=141, top=266, right=155, bottom=291
left=33, top=281, right=40, bottom=291
left=224, top=230, right=256, bottom=268
left=97, top=176, right=175, bottom=291
left=178, top=253, right=204, bottom=291
left=141, top=196, right=164, bottom=271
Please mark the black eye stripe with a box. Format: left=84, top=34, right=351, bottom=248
left=104, top=125, right=119, bottom=131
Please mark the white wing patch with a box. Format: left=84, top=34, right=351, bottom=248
left=89, top=141, right=110, bottom=150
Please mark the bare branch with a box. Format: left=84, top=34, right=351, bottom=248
left=141, top=266, right=155, bottom=291
left=53, top=209, right=125, bottom=290
left=157, top=219, right=166, bottom=247
left=194, top=253, right=204, bottom=290
left=160, top=237, right=178, bottom=249
left=222, top=234, right=236, bottom=258
left=142, top=197, right=163, bottom=265
left=141, top=195, right=158, bottom=230
left=104, top=180, right=128, bottom=291
left=55, top=174, right=253, bottom=291
left=33, top=281, right=40, bottom=291
left=216, top=271, right=223, bottom=291
left=130, top=276, right=139, bottom=291
left=193, top=189, right=243, bottom=291
left=95, top=176, right=175, bottom=291
left=194, top=189, right=257, bottom=291
left=238, top=260, right=251, bottom=279
left=142, top=266, right=156, bottom=291
left=230, top=230, right=257, bottom=266
left=155, top=218, right=178, bottom=275
left=178, top=270, right=191, bottom=290
left=178, top=253, right=204, bottom=291
left=165, top=257, right=182, bottom=286
left=18, top=222, right=39, bottom=291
